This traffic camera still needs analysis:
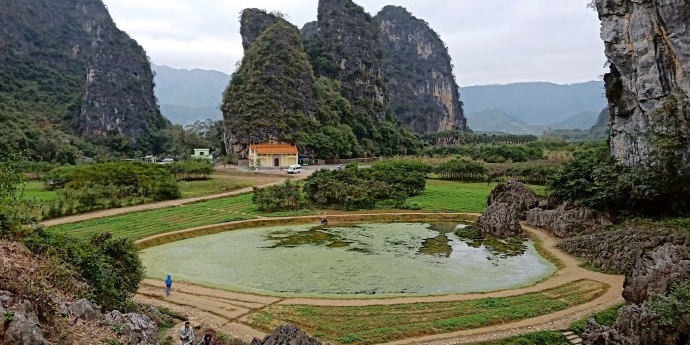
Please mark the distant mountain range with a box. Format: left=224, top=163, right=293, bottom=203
left=466, top=109, right=601, bottom=135
left=460, top=81, right=607, bottom=134
left=151, top=65, right=606, bottom=134
left=152, top=64, right=230, bottom=125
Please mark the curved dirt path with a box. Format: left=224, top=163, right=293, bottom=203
left=136, top=219, right=624, bottom=344
left=41, top=170, right=309, bottom=227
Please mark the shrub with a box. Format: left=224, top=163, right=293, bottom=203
left=252, top=180, right=303, bottom=212
left=24, top=229, right=144, bottom=312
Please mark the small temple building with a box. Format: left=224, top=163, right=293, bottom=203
left=248, top=143, right=299, bottom=168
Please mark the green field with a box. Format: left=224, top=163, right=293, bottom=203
left=49, top=193, right=315, bottom=240
left=408, top=180, right=546, bottom=213
left=178, top=177, right=252, bottom=198
left=49, top=180, right=546, bottom=240
left=22, top=181, right=58, bottom=202
left=244, top=279, right=607, bottom=345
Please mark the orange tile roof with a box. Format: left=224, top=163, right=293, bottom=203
left=250, top=143, right=298, bottom=155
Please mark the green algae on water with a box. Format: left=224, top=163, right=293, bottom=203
left=141, top=223, right=557, bottom=297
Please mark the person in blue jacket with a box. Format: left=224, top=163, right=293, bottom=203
left=165, top=275, right=173, bottom=297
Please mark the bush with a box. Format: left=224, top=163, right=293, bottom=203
left=547, top=147, right=690, bottom=216
left=435, top=158, right=486, bottom=181
left=24, top=230, right=144, bottom=312
left=252, top=180, right=303, bottom=212
left=650, top=279, right=690, bottom=327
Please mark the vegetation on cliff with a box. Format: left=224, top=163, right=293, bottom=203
left=0, top=154, right=144, bottom=312
left=377, top=5, right=466, bottom=132
left=0, top=0, right=169, bottom=160
left=222, top=20, right=315, bottom=157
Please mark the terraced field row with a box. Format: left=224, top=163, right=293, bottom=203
left=244, top=279, right=608, bottom=345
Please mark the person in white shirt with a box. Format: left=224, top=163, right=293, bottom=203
left=179, top=321, right=195, bottom=345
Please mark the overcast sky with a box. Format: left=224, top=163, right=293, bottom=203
left=102, top=0, right=605, bottom=86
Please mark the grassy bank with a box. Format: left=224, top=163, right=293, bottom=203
left=245, top=280, right=608, bottom=345
left=407, top=180, right=546, bottom=213
left=48, top=180, right=545, bottom=241
left=466, top=331, right=569, bottom=345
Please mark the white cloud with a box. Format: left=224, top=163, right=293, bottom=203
left=103, top=0, right=606, bottom=85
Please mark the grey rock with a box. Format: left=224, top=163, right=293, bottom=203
left=106, top=310, right=159, bottom=345
left=4, top=300, right=53, bottom=345
left=475, top=180, right=538, bottom=238
left=582, top=318, right=625, bottom=345
left=527, top=203, right=613, bottom=238
left=487, top=180, right=539, bottom=212
left=623, top=242, right=690, bottom=304
left=68, top=298, right=103, bottom=321
left=595, top=0, right=690, bottom=166
left=585, top=303, right=685, bottom=345
left=0, top=290, right=13, bottom=305
left=476, top=202, right=522, bottom=238
left=252, top=325, right=327, bottom=345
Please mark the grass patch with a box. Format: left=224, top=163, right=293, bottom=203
left=408, top=180, right=546, bottom=213
left=48, top=192, right=320, bottom=241
left=22, top=181, right=57, bottom=202
left=177, top=177, right=251, bottom=198
left=569, top=303, right=623, bottom=336
left=244, top=280, right=608, bottom=345
left=465, top=331, right=569, bottom=345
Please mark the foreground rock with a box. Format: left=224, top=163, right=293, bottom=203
left=3, top=300, right=52, bottom=345
left=106, top=311, right=159, bottom=345
left=527, top=203, right=613, bottom=238
left=251, top=325, right=327, bottom=345
left=566, top=227, right=690, bottom=345
left=476, top=180, right=537, bottom=238
left=594, top=0, right=690, bottom=167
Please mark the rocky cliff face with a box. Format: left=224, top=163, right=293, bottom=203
left=240, top=9, right=283, bottom=50
left=222, top=21, right=316, bottom=157
left=595, top=0, right=690, bottom=166
left=312, top=0, right=388, bottom=122
left=376, top=6, right=467, bottom=133
left=0, top=0, right=166, bottom=144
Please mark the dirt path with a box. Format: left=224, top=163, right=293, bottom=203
left=41, top=170, right=312, bottom=227
left=136, top=220, right=624, bottom=344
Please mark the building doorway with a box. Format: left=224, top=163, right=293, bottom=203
left=274, top=157, right=280, bottom=167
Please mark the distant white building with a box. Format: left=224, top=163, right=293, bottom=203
left=192, top=148, right=213, bottom=160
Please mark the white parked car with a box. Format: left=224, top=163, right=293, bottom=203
left=287, top=165, right=302, bottom=174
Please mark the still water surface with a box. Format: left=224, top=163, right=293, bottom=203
left=141, top=223, right=556, bottom=297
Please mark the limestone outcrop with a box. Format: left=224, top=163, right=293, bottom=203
left=595, top=0, right=690, bottom=166
left=251, top=325, right=328, bottom=345
left=527, top=203, right=613, bottom=238
left=475, top=180, right=537, bottom=238
left=106, top=310, right=159, bottom=345
left=376, top=6, right=467, bottom=132
left=563, top=227, right=690, bottom=345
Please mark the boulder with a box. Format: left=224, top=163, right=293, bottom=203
left=582, top=319, right=625, bottom=345
left=623, top=242, right=690, bottom=305
left=4, top=300, right=52, bottom=345
left=487, top=180, right=539, bottom=212
left=251, top=325, right=327, bottom=345
left=68, top=298, right=103, bottom=321
left=0, top=290, right=13, bottom=305
left=105, top=310, right=159, bottom=345
left=527, top=203, right=613, bottom=238
left=584, top=304, right=686, bottom=345
left=476, top=202, right=522, bottom=238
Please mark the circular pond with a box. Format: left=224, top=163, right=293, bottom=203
left=141, top=223, right=557, bottom=297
